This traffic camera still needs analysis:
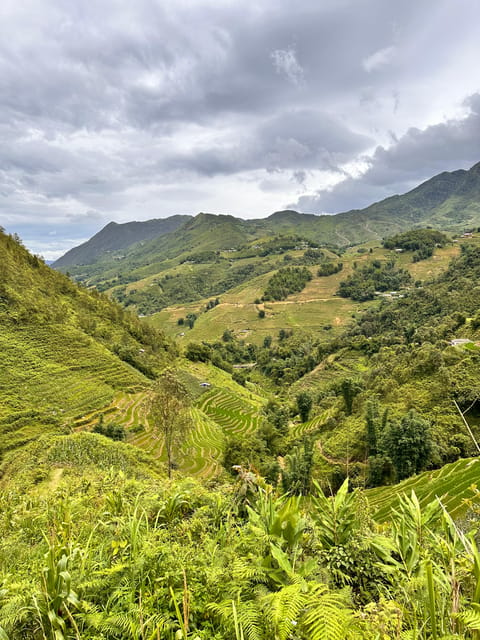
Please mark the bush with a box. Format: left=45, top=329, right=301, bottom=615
left=317, top=262, right=343, bottom=277
left=338, top=260, right=412, bottom=301
left=263, top=266, right=312, bottom=301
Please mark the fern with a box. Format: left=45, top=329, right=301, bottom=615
left=261, top=583, right=305, bottom=640
left=301, top=584, right=355, bottom=640
left=459, top=606, right=480, bottom=630
left=208, top=599, right=262, bottom=640
left=82, top=609, right=167, bottom=637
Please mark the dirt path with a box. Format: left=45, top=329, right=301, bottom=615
left=335, top=230, right=352, bottom=245
left=316, top=440, right=347, bottom=466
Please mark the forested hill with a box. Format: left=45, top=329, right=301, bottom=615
left=0, top=230, right=172, bottom=455
left=54, top=161, right=480, bottom=277
left=53, top=214, right=191, bottom=268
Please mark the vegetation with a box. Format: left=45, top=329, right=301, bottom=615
left=147, top=371, right=192, bottom=477
left=262, top=266, right=313, bottom=301
left=2, top=448, right=480, bottom=638
left=318, top=261, right=343, bottom=276
left=3, top=166, right=480, bottom=639
left=383, top=228, right=449, bottom=261
left=338, top=259, right=412, bottom=301
left=0, top=229, right=172, bottom=462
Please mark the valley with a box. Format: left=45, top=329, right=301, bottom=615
left=2, top=163, right=480, bottom=638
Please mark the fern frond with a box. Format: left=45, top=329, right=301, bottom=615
left=302, top=584, right=354, bottom=640
left=237, top=601, right=262, bottom=640
left=458, top=606, right=480, bottom=630
left=207, top=598, right=262, bottom=640
left=261, top=583, right=305, bottom=640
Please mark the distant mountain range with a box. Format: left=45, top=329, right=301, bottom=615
left=54, top=161, right=480, bottom=272
left=53, top=215, right=190, bottom=268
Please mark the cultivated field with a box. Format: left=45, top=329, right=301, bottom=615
left=367, top=457, right=480, bottom=521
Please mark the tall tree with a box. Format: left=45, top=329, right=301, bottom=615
left=282, top=438, right=314, bottom=495
left=380, top=410, right=432, bottom=481
left=340, top=378, right=362, bottom=416
left=365, top=399, right=379, bottom=457
left=147, top=370, right=191, bottom=478
left=296, top=392, right=313, bottom=422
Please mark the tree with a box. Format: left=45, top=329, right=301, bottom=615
left=365, top=399, right=379, bottom=457
left=186, top=313, right=197, bottom=329
left=263, top=335, right=272, bottom=348
left=339, top=378, right=362, bottom=416
left=222, top=329, right=234, bottom=342
left=184, top=341, right=211, bottom=362
left=380, top=410, right=432, bottom=481
left=281, top=438, right=314, bottom=495
left=147, top=371, right=191, bottom=478
left=296, top=392, right=312, bottom=422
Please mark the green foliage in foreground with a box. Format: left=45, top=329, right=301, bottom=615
left=1, top=438, right=480, bottom=639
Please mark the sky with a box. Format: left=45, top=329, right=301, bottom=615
left=1, top=0, right=480, bottom=259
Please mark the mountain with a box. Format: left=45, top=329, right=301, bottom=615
left=0, top=229, right=172, bottom=456
left=2, top=180, right=480, bottom=640
left=334, top=161, right=480, bottom=234
left=53, top=214, right=191, bottom=268
left=54, top=161, right=480, bottom=281
left=47, top=161, right=480, bottom=321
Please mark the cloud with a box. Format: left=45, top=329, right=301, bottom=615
left=0, top=0, right=479, bottom=256
left=271, top=47, right=304, bottom=85
left=362, top=46, right=396, bottom=72
left=293, top=93, right=480, bottom=213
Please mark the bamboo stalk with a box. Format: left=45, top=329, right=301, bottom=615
left=453, top=399, right=480, bottom=453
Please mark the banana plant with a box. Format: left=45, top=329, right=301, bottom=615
left=311, top=479, right=359, bottom=550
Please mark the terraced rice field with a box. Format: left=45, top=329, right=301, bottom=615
left=0, top=324, right=148, bottom=455
left=196, top=388, right=261, bottom=438
left=367, top=457, right=480, bottom=521
left=82, top=382, right=264, bottom=478
left=181, top=407, right=225, bottom=476
left=290, top=408, right=335, bottom=439
left=1, top=325, right=146, bottom=418
left=77, top=391, right=165, bottom=460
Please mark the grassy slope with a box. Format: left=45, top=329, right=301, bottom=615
left=367, top=457, right=480, bottom=521
left=0, top=231, right=171, bottom=457
left=148, top=241, right=460, bottom=345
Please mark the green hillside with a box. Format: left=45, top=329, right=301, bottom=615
left=367, top=457, right=480, bottom=522
left=2, top=193, right=480, bottom=638
left=54, top=162, right=480, bottom=308
left=148, top=239, right=460, bottom=344
left=53, top=215, right=191, bottom=268
left=0, top=230, right=172, bottom=458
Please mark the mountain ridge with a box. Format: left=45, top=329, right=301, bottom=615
left=53, top=214, right=191, bottom=268
left=54, top=161, right=480, bottom=273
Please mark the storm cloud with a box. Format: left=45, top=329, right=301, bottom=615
left=0, top=0, right=479, bottom=257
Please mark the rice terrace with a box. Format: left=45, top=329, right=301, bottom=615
left=2, top=3, right=480, bottom=637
